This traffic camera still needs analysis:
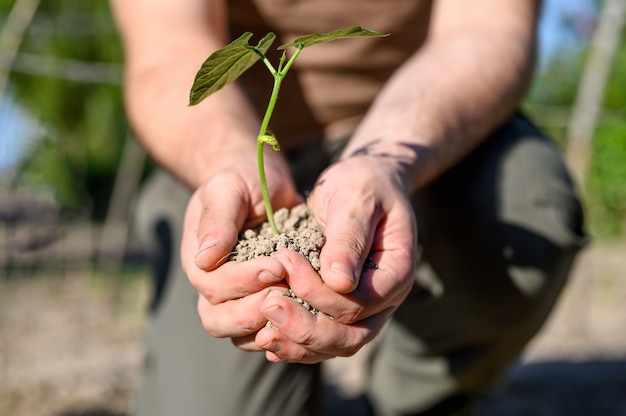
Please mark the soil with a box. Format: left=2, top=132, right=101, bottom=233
left=1, top=234, right=626, bottom=415
left=0, top=271, right=146, bottom=416
left=232, top=203, right=329, bottom=319
left=231, top=203, right=325, bottom=271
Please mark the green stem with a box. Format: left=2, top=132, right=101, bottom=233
left=257, top=44, right=304, bottom=234
left=257, top=52, right=277, bottom=76
left=257, top=70, right=284, bottom=234
left=281, top=44, right=303, bottom=75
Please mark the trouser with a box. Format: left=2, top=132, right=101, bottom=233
left=131, top=114, right=586, bottom=416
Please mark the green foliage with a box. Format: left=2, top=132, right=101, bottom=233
left=588, top=121, right=626, bottom=238
left=189, top=26, right=387, bottom=106
left=189, top=32, right=276, bottom=105
left=190, top=26, right=388, bottom=233
left=602, top=34, right=626, bottom=110
left=526, top=31, right=626, bottom=240
left=277, top=26, right=389, bottom=49
left=586, top=36, right=626, bottom=239
left=525, top=52, right=587, bottom=149
left=2, top=0, right=127, bottom=219
left=19, top=138, right=78, bottom=205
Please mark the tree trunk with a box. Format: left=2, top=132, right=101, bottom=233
left=566, top=0, right=626, bottom=192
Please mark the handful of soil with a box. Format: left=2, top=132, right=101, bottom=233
left=231, top=203, right=324, bottom=271
left=230, top=203, right=330, bottom=318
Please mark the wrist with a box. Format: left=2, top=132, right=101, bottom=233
left=340, top=139, right=426, bottom=194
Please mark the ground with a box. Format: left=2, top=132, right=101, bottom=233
left=1, top=240, right=625, bottom=416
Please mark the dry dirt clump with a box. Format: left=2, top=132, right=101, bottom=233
left=231, top=202, right=329, bottom=318
left=231, top=203, right=324, bottom=270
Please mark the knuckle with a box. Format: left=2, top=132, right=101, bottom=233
left=200, top=288, right=220, bottom=305
left=341, top=342, right=362, bottom=358
left=197, top=298, right=225, bottom=338
left=340, top=332, right=368, bottom=358
left=336, top=304, right=365, bottom=325
left=236, top=312, right=266, bottom=334
left=187, top=274, right=221, bottom=304
left=288, top=347, right=311, bottom=363
left=331, top=230, right=367, bottom=257
left=292, top=326, right=316, bottom=346
left=200, top=315, right=224, bottom=338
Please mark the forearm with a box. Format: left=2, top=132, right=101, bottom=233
left=343, top=2, right=538, bottom=193
left=124, top=58, right=262, bottom=188
left=111, top=0, right=266, bottom=189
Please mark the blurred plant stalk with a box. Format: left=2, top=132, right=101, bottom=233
left=566, top=0, right=626, bottom=193
left=0, top=0, right=41, bottom=104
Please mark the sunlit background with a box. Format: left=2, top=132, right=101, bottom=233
left=1, top=0, right=625, bottom=415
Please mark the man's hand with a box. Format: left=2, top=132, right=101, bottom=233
left=255, top=155, right=417, bottom=363
left=181, top=154, right=302, bottom=348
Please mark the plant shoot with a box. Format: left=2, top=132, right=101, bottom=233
left=189, top=26, right=389, bottom=233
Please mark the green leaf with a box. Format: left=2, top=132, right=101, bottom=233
left=189, top=32, right=276, bottom=105
left=277, top=26, right=389, bottom=50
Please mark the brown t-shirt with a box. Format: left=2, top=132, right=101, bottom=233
left=228, top=0, right=433, bottom=149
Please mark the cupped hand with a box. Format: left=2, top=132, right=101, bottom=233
left=255, top=155, right=418, bottom=363
left=181, top=152, right=302, bottom=348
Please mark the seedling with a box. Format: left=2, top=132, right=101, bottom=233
left=189, top=26, right=388, bottom=234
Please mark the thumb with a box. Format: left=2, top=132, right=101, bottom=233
left=183, top=178, right=248, bottom=271
left=317, top=201, right=378, bottom=294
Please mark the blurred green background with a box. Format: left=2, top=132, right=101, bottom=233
left=0, top=0, right=624, bottom=244
left=1, top=0, right=131, bottom=219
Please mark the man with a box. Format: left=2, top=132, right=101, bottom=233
left=111, top=0, right=586, bottom=415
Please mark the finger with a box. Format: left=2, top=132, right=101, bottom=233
left=317, top=192, right=381, bottom=293
left=255, top=290, right=391, bottom=363
left=256, top=326, right=336, bottom=363
left=274, top=249, right=364, bottom=324
left=187, top=255, right=286, bottom=304
left=275, top=247, right=412, bottom=325
left=231, top=333, right=263, bottom=352
left=197, top=286, right=288, bottom=338
left=191, top=176, right=251, bottom=271
left=362, top=202, right=417, bottom=303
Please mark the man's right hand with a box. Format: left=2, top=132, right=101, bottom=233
left=180, top=155, right=302, bottom=349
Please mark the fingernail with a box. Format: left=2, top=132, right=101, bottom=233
left=330, top=262, right=356, bottom=285
left=195, top=239, right=219, bottom=268
left=275, top=253, right=292, bottom=273
left=264, top=305, right=286, bottom=326
left=261, top=338, right=283, bottom=353
left=198, top=238, right=218, bottom=252
left=267, top=288, right=288, bottom=298
left=258, top=270, right=281, bottom=284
